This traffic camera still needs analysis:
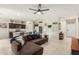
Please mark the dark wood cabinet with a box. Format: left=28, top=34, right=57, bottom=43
left=9, top=23, right=26, bottom=29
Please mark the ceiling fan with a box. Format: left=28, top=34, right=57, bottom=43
left=29, top=4, right=49, bottom=14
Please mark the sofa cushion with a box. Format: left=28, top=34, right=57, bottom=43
left=31, top=38, right=48, bottom=45
left=31, top=39, right=42, bottom=42
left=26, top=34, right=42, bottom=41
left=18, top=42, right=43, bottom=55
left=27, top=35, right=33, bottom=41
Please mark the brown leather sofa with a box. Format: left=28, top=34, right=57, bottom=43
left=11, top=34, right=48, bottom=55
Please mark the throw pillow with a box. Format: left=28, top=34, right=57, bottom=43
left=16, top=36, right=24, bottom=46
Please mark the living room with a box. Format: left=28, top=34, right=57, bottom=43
left=0, top=4, right=79, bottom=55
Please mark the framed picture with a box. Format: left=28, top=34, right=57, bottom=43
left=0, top=23, right=7, bottom=28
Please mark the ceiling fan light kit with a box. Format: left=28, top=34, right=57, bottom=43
left=29, top=4, right=49, bottom=14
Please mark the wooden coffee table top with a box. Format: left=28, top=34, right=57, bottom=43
left=71, top=37, right=79, bottom=51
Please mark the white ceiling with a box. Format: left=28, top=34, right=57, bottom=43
left=0, top=4, right=79, bottom=21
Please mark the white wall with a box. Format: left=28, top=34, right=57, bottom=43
left=0, top=28, right=9, bottom=39
left=26, top=21, right=33, bottom=32
left=0, top=19, right=9, bottom=39
left=60, top=17, right=78, bottom=39
left=60, top=19, right=67, bottom=39
left=41, top=19, right=59, bottom=40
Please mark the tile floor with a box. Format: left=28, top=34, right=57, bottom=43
left=41, top=38, right=71, bottom=55
left=0, top=36, right=72, bottom=55
left=0, top=39, right=13, bottom=55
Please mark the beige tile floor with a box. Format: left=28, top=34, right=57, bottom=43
left=0, top=36, right=71, bottom=55
left=0, top=39, right=13, bottom=55
left=41, top=38, right=71, bottom=55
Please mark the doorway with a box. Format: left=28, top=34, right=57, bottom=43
left=66, top=19, right=76, bottom=38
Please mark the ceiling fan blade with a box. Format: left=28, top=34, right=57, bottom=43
left=34, top=11, right=38, bottom=14
left=38, top=4, right=42, bottom=9
left=29, top=8, right=37, bottom=11
left=41, top=9, right=49, bottom=11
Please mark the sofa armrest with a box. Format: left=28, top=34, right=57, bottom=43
left=11, top=41, right=22, bottom=54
